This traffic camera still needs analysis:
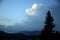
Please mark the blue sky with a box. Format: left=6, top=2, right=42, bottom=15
left=0, top=0, right=59, bottom=25
left=0, top=0, right=60, bottom=33
left=0, top=0, right=41, bottom=25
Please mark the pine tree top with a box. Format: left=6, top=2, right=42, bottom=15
left=44, top=11, right=55, bottom=32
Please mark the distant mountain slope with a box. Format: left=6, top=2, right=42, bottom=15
left=20, top=31, right=41, bottom=35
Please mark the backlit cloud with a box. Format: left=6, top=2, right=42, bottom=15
left=25, top=3, right=43, bottom=16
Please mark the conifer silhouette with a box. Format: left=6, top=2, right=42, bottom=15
left=43, top=11, right=55, bottom=32
left=40, top=11, right=55, bottom=40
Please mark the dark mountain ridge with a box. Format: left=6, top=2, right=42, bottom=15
left=0, top=30, right=40, bottom=40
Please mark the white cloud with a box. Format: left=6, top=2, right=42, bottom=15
left=25, top=3, right=43, bottom=16
left=32, top=3, right=38, bottom=9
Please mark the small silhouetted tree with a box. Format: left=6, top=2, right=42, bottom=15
left=40, top=11, right=55, bottom=40
left=43, top=11, right=55, bottom=32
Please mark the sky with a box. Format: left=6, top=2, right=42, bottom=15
left=0, top=0, right=60, bottom=33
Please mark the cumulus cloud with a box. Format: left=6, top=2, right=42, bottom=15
left=25, top=3, right=43, bottom=16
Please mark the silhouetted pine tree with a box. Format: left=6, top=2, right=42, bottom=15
left=43, top=11, right=55, bottom=32
left=40, top=11, right=55, bottom=40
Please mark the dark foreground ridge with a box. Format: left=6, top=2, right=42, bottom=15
left=0, top=30, right=60, bottom=40
left=0, top=31, right=40, bottom=40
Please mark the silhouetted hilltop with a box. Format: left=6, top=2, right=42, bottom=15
left=0, top=31, right=26, bottom=40
left=20, top=31, right=41, bottom=35
left=0, top=30, right=40, bottom=40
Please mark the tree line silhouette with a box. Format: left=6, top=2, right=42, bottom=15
left=0, top=11, right=60, bottom=40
